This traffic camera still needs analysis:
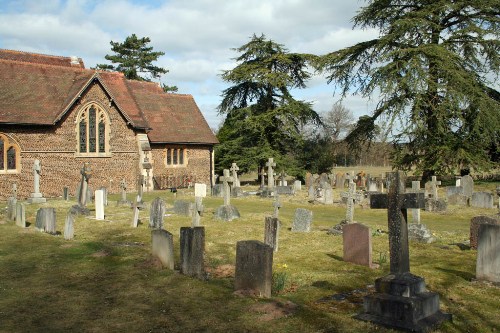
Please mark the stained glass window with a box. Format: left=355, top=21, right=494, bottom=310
left=88, top=106, right=96, bottom=153
left=7, top=146, right=16, bottom=170
left=79, top=119, right=87, bottom=153
left=77, top=104, right=109, bottom=155
left=0, top=138, right=4, bottom=170
left=98, top=120, right=105, bottom=153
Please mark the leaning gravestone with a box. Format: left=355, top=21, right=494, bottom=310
left=180, top=227, right=206, bottom=279
left=150, top=197, right=166, bottom=229
left=471, top=192, right=494, bottom=209
left=264, top=217, right=280, bottom=252
left=476, top=224, right=500, bottom=283
left=152, top=229, right=175, bottom=270
left=292, top=208, right=313, bottom=232
left=64, top=212, right=75, bottom=240
left=470, top=215, right=500, bottom=249
left=355, top=171, right=451, bottom=331
left=35, top=207, right=56, bottom=234
left=343, top=223, right=377, bottom=268
left=15, top=202, right=26, bottom=228
left=234, top=240, right=273, bottom=298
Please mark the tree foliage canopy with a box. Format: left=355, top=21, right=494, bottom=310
left=316, top=0, right=500, bottom=177
left=216, top=34, right=321, bottom=175
left=96, top=34, right=178, bottom=91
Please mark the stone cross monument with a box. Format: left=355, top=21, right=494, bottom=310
left=219, top=169, right=235, bottom=206
left=28, top=159, right=46, bottom=203
left=230, top=163, right=240, bottom=187
left=341, top=182, right=363, bottom=223
left=266, top=158, right=276, bottom=189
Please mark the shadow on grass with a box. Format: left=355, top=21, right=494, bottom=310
left=434, top=267, right=475, bottom=282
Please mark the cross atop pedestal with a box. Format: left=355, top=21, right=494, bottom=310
left=266, top=158, right=276, bottom=189
left=341, top=182, right=363, bottom=223
left=219, top=169, right=235, bottom=206
left=370, top=171, right=425, bottom=274
left=230, top=163, right=240, bottom=187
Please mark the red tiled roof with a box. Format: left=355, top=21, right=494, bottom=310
left=0, top=49, right=85, bottom=68
left=0, top=49, right=217, bottom=144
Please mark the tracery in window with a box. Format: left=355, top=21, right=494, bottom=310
left=76, top=103, right=110, bottom=156
left=0, top=134, right=20, bottom=173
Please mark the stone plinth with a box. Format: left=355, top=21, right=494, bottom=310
left=264, top=217, right=280, bottom=252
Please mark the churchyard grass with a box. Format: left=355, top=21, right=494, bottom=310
left=0, top=183, right=499, bottom=333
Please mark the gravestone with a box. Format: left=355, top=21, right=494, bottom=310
left=278, top=171, right=288, bottom=186
left=447, top=193, right=468, bottom=206
left=194, top=183, right=207, bottom=197
left=461, top=175, right=474, bottom=198
left=355, top=171, right=451, bottom=331
left=471, top=192, right=494, bottom=209
left=173, top=200, right=193, bottom=216
left=343, top=223, right=376, bottom=268
left=273, top=194, right=281, bottom=219
left=27, top=159, right=47, bottom=203
left=180, top=227, right=206, bottom=279
left=234, top=240, right=273, bottom=298
left=259, top=167, right=266, bottom=190
left=293, top=180, right=302, bottom=192
left=72, top=163, right=91, bottom=215
left=215, top=169, right=240, bottom=221
left=275, top=186, right=294, bottom=195
left=424, top=176, right=441, bottom=199
left=131, top=201, right=140, bottom=228
left=341, top=182, right=363, bottom=223
left=335, top=172, right=346, bottom=189
left=211, top=183, right=223, bottom=197
left=152, top=229, right=175, bottom=270
left=117, top=179, right=131, bottom=206
left=230, top=162, right=241, bottom=187
left=470, top=215, right=500, bottom=249
left=64, top=212, right=75, bottom=240
left=266, top=158, right=276, bottom=189
left=7, top=197, right=17, bottom=221
left=446, top=186, right=463, bottom=198
left=410, top=181, right=422, bottom=224
left=95, top=189, right=105, bottom=220
left=476, top=224, right=500, bottom=283
left=292, top=208, right=313, bottom=232
left=15, top=202, right=26, bottom=228
left=323, top=184, right=333, bottom=205
left=425, top=198, right=447, bottom=212
left=308, top=185, right=315, bottom=201
left=192, top=196, right=204, bottom=227
left=264, top=217, right=280, bottom=252
left=35, top=207, right=56, bottom=234
left=150, top=197, right=166, bottom=229
left=63, top=186, right=69, bottom=201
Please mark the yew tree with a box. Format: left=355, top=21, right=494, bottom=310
left=317, top=0, right=499, bottom=178
left=216, top=34, right=321, bottom=174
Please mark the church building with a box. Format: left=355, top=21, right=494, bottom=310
left=0, top=49, right=218, bottom=200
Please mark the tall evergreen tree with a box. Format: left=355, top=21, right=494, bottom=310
left=316, top=0, right=499, bottom=178
left=96, top=34, right=177, bottom=91
left=216, top=34, right=321, bottom=174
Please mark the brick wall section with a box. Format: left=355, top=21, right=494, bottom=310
left=0, top=82, right=141, bottom=199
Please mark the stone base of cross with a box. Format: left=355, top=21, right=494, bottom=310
left=354, top=171, right=451, bottom=331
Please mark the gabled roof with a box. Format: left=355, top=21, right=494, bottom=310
left=0, top=49, right=218, bottom=145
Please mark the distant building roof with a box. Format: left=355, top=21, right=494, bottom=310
left=0, top=49, right=218, bottom=145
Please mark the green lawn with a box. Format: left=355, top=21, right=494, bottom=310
left=0, top=183, right=499, bottom=333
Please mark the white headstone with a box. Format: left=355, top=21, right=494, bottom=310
left=194, top=183, right=207, bottom=197
left=95, top=190, right=105, bottom=220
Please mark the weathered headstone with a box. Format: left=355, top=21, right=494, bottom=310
left=15, top=202, right=26, bottom=228
left=461, top=174, right=474, bottom=198
left=7, top=197, right=17, bottom=221
left=216, top=169, right=240, bottom=221
left=63, top=186, right=69, bottom=201
left=343, top=223, right=376, bottom=268
left=131, top=196, right=141, bottom=228
left=275, top=186, right=294, bottom=195
left=292, top=208, right=313, bottom=232
left=323, top=184, right=333, bottom=205
left=470, top=215, right=500, bottom=249
left=11, top=183, right=17, bottom=199
left=152, top=229, right=175, bottom=270
left=150, top=197, right=166, bottom=229
left=424, top=176, right=441, bottom=199
left=27, top=159, right=47, bottom=203
left=35, top=207, right=56, bottom=234
left=447, top=193, right=468, bottom=206
left=308, top=185, right=315, bottom=201
left=272, top=194, right=281, bottom=219
left=264, top=217, right=280, bottom=252
left=234, top=240, right=273, bottom=297
left=259, top=167, right=266, bottom=190
left=266, top=158, right=276, bottom=189
left=341, top=182, right=363, bottom=223
left=476, top=224, right=500, bottom=283
left=192, top=196, right=204, bottom=227
left=180, top=227, right=206, bottom=279
left=173, top=200, right=193, bottom=216
left=335, top=172, right=346, bottom=189
left=410, top=181, right=422, bottom=224
left=64, top=212, right=75, bottom=240
left=72, top=162, right=91, bottom=215
left=425, top=198, right=447, bottom=212
left=117, top=179, right=131, bottom=206
left=355, top=171, right=451, bottom=331
left=471, top=192, right=494, bottom=209
left=230, top=162, right=241, bottom=187
left=293, top=180, right=302, bottom=192
left=95, top=189, right=105, bottom=220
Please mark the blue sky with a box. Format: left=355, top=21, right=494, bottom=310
left=0, top=0, right=379, bottom=129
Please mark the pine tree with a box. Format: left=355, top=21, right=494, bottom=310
left=316, top=0, right=499, bottom=178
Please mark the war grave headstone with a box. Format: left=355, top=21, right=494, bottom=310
left=150, top=198, right=166, bottom=229
left=234, top=240, right=273, bottom=298
left=476, top=224, right=500, bottom=283
left=64, top=211, right=75, bottom=240
left=292, top=208, right=313, bottom=232
left=470, top=192, right=494, bottom=209
left=355, top=171, right=451, bottom=331
left=215, top=169, right=240, bottom=221
left=72, top=163, right=91, bottom=215
left=35, top=207, right=56, bottom=234
left=117, top=179, right=131, bottom=206
left=180, top=226, right=206, bottom=279
left=27, top=159, right=47, bottom=203
left=15, top=202, right=26, bottom=228
left=264, top=216, right=280, bottom=252
left=408, top=181, right=434, bottom=243
left=470, top=215, right=500, bottom=249
left=152, top=229, right=175, bottom=270
left=95, top=189, right=105, bottom=220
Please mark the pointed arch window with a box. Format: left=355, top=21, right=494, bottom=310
left=0, top=133, right=20, bottom=173
left=76, top=103, right=110, bottom=156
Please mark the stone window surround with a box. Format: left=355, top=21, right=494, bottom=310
left=0, top=133, right=20, bottom=174
left=164, top=147, right=188, bottom=168
left=75, top=102, right=111, bottom=157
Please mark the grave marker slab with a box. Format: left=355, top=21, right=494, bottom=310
left=95, top=189, right=105, bottom=220
left=64, top=212, right=75, bottom=240
left=194, top=183, right=207, bottom=197
left=471, top=192, right=494, bottom=209
left=152, top=229, right=175, bottom=270
left=264, top=217, right=280, bottom=252
left=150, top=198, right=166, bottom=229
left=35, top=207, right=56, bottom=234
left=461, top=175, right=474, bottom=198
left=234, top=240, right=273, bottom=298
left=470, top=215, right=500, bottom=249
left=343, top=223, right=376, bottom=268
left=266, top=158, right=276, bottom=189
left=180, top=227, right=206, bottom=279
left=293, top=180, right=302, bottom=191
left=476, top=224, right=500, bottom=283
left=15, top=202, right=26, bottom=228
left=292, top=208, right=313, bottom=232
